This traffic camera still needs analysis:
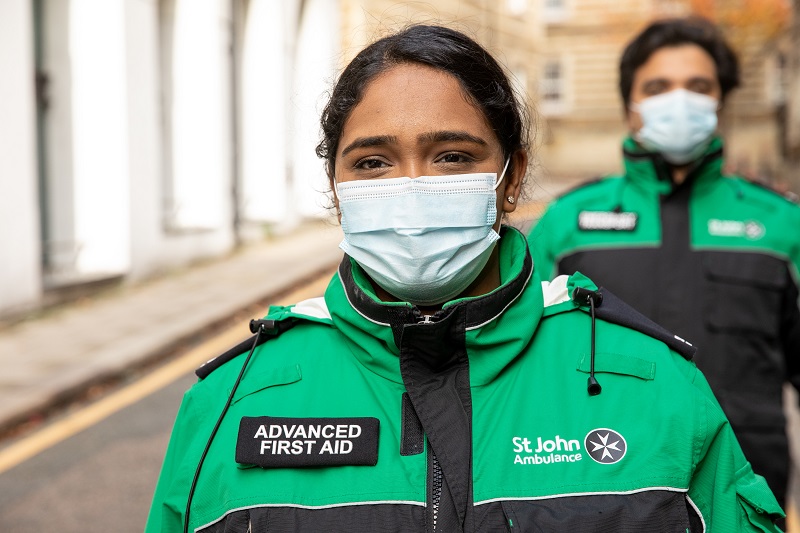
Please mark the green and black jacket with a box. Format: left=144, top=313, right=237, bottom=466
left=147, top=228, right=782, bottom=532
left=529, top=137, right=800, bottom=507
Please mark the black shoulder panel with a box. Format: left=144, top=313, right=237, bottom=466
left=195, top=319, right=295, bottom=379
left=595, top=288, right=696, bottom=360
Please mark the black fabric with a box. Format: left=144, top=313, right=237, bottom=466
left=400, top=392, right=425, bottom=456
left=206, top=507, right=250, bottom=532
left=197, top=503, right=427, bottom=532
left=555, top=152, right=797, bottom=506
left=559, top=249, right=661, bottom=321
left=562, top=247, right=793, bottom=505
left=494, top=490, right=693, bottom=532
left=334, top=228, right=536, bottom=533
left=686, top=497, right=704, bottom=533
left=235, top=416, right=379, bottom=468
left=784, top=276, right=800, bottom=393
left=592, top=288, right=696, bottom=360
left=394, top=304, right=474, bottom=533
left=656, top=175, right=699, bottom=333
left=197, top=492, right=703, bottom=532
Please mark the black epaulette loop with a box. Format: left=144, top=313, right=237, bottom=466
left=572, top=287, right=603, bottom=308
left=249, top=318, right=294, bottom=335
left=573, top=287, right=603, bottom=396
left=195, top=318, right=295, bottom=379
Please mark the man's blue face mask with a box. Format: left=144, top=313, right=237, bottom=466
left=632, top=88, right=719, bottom=165
left=335, top=160, right=510, bottom=306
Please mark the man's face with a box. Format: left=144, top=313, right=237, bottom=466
left=626, top=44, right=722, bottom=133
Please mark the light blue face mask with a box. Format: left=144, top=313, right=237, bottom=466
left=335, top=161, right=509, bottom=306
left=632, top=88, right=719, bottom=165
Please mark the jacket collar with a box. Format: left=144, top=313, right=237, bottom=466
left=324, top=227, right=544, bottom=384
left=621, top=135, right=724, bottom=195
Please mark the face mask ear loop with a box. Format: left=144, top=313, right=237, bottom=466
left=493, top=158, right=512, bottom=191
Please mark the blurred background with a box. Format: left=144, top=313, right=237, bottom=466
left=2, top=0, right=798, bottom=320
left=0, top=1, right=799, bottom=531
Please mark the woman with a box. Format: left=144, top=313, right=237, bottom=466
left=146, top=25, right=782, bottom=532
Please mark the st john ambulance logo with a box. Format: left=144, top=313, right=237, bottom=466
left=584, top=428, right=627, bottom=464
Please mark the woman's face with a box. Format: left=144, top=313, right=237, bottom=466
left=333, top=63, right=524, bottom=230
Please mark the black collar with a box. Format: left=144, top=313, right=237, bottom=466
left=337, top=228, right=534, bottom=330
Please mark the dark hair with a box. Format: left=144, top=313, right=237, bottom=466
left=316, top=24, right=530, bottom=180
left=619, top=17, right=740, bottom=108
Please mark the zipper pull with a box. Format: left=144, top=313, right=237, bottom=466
left=419, top=314, right=433, bottom=324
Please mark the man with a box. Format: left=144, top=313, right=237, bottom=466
left=529, top=17, right=800, bottom=509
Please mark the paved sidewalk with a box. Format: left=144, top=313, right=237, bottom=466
left=0, top=221, right=344, bottom=433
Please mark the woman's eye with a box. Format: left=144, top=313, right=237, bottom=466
left=437, top=153, right=473, bottom=164
left=355, top=158, right=388, bottom=170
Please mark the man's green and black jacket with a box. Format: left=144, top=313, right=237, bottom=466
left=147, top=227, right=782, bottom=532
left=529, top=137, right=800, bottom=507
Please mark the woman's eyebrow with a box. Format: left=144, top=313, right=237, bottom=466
left=340, top=135, right=398, bottom=157
left=418, top=130, right=488, bottom=146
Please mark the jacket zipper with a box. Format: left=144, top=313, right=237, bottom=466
left=415, top=309, right=443, bottom=531
left=430, top=450, right=443, bottom=531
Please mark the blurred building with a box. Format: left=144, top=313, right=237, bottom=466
left=529, top=0, right=794, bottom=185
left=0, top=0, right=341, bottom=318
left=0, top=0, right=794, bottom=318
left=339, top=0, right=795, bottom=184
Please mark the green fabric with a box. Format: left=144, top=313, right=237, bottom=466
left=147, top=227, right=783, bottom=532
left=529, top=136, right=800, bottom=284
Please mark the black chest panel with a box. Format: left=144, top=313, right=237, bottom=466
left=556, top=189, right=794, bottom=505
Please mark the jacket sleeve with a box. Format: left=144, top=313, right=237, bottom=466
left=527, top=202, right=561, bottom=281
left=146, top=387, right=208, bottom=533
left=687, top=366, right=784, bottom=531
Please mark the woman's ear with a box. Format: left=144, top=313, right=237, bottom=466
left=502, top=149, right=527, bottom=213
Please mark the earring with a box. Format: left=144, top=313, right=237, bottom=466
left=507, top=196, right=515, bottom=204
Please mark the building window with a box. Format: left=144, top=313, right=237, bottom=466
left=539, top=58, right=568, bottom=115
left=542, top=0, right=568, bottom=23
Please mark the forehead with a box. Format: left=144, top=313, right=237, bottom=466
left=633, top=44, right=718, bottom=83
left=338, top=63, right=496, bottom=150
